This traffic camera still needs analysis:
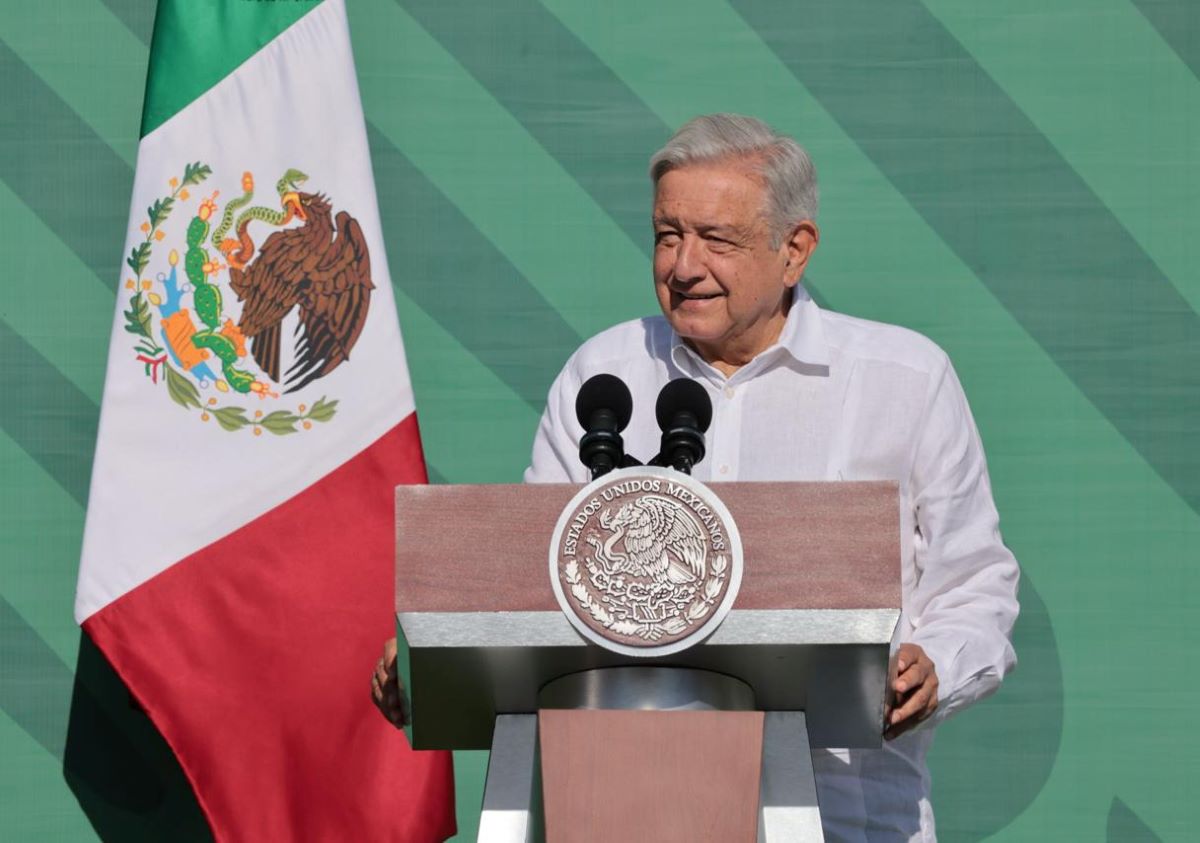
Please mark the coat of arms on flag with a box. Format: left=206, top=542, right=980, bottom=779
left=121, top=159, right=377, bottom=436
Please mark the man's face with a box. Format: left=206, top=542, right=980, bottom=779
left=652, top=160, right=817, bottom=371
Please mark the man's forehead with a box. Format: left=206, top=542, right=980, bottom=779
left=653, top=160, right=769, bottom=212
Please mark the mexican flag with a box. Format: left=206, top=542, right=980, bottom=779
left=74, top=1, right=455, bottom=840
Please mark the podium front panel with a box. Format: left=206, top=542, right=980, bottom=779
left=396, top=481, right=901, bottom=750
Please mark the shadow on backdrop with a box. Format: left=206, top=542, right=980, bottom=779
left=931, top=572, right=1063, bottom=840
left=63, top=633, right=211, bottom=842
left=1108, top=797, right=1162, bottom=843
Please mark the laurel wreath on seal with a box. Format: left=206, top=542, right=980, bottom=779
left=564, top=555, right=728, bottom=641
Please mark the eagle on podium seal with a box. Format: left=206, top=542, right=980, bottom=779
left=549, top=466, right=744, bottom=658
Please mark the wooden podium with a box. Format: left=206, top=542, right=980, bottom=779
left=396, top=481, right=901, bottom=842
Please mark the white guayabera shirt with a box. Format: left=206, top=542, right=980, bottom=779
left=524, top=285, right=1020, bottom=842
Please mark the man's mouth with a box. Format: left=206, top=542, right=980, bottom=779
left=675, top=290, right=722, bottom=301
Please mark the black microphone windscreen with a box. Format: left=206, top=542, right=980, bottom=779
left=655, top=379, right=712, bottom=432
left=575, top=374, right=634, bottom=431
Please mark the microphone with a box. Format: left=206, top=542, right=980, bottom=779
left=651, top=379, right=712, bottom=474
left=575, top=374, right=634, bottom=479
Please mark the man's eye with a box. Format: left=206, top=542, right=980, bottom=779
left=654, top=232, right=680, bottom=246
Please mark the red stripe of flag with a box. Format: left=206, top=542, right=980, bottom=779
left=84, top=414, right=455, bottom=841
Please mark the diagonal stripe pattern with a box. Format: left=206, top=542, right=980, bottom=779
left=0, top=1, right=1197, bottom=840
left=732, top=0, right=1200, bottom=515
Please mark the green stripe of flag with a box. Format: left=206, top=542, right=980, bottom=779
left=141, top=0, right=320, bottom=136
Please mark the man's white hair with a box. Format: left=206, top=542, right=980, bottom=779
left=649, top=113, right=818, bottom=247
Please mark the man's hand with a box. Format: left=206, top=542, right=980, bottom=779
left=884, top=643, right=938, bottom=740
left=371, top=637, right=409, bottom=729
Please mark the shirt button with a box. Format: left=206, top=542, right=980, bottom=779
left=719, top=465, right=729, bottom=475
left=723, top=386, right=735, bottom=399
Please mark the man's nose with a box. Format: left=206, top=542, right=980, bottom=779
left=673, top=236, right=706, bottom=283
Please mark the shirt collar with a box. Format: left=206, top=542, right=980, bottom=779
left=669, top=284, right=830, bottom=377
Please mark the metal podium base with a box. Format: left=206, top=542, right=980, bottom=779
left=478, top=715, right=542, bottom=843
left=477, top=667, right=825, bottom=842
left=760, top=711, right=825, bottom=841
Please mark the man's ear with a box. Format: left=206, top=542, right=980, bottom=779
left=783, top=220, right=820, bottom=288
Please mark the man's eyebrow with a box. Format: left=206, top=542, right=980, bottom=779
left=652, top=214, right=680, bottom=228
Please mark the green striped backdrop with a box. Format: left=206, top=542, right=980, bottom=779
left=2, top=0, right=1197, bottom=839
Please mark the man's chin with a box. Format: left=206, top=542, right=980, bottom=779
left=666, top=316, right=720, bottom=341
left=666, top=318, right=729, bottom=355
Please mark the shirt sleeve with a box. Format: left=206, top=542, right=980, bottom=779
left=524, top=356, right=589, bottom=484
left=904, top=355, right=1020, bottom=725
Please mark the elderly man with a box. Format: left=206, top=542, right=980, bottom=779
left=376, top=114, right=1019, bottom=841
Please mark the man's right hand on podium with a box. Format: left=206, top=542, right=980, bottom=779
left=371, top=637, right=409, bottom=728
